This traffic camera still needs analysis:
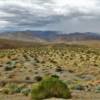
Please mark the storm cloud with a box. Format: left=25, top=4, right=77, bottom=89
left=0, top=0, right=100, bottom=32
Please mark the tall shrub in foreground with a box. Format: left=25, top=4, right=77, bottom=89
left=31, top=76, right=71, bottom=100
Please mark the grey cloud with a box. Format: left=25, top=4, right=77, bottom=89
left=0, top=5, right=63, bottom=30
left=0, top=0, right=100, bottom=32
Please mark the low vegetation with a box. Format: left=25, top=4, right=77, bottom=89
left=0, top=43, right=100, bottom=99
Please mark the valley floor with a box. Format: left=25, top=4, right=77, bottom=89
left=0, top=91, right=100, bottom=100
left=0, top=44, right=100, bottom=100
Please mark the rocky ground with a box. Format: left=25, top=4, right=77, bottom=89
left=0, top=91, right=100, bottom=100
left=0, top=44, right=100, bottom=100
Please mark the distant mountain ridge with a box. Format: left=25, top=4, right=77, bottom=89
left=0, top=31, right=100, bottom=42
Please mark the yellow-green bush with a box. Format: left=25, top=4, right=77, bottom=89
left=31, top=77, right=71, bottom=100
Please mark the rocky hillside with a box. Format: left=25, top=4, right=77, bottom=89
left=0, top=31, right=100, bottom=42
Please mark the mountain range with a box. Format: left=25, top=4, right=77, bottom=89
left=0, top=31, right=100, bottom=43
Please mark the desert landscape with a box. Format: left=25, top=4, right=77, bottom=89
left=0, top=40, right=100, bottom=100
left=0, top=0, right=100, bottom=99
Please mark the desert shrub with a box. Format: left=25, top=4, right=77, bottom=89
left=55, top=66, right=63, bottom=72
left=3, top=84, right=23, bottom=94
left=25, top=76, right=31, bottom=80
left=2, top=88, right=9, bottom=94
left=4, top=66, right=13, bottom=71
left=34, top=76, right=42, bottom=82
left=21, top=88, right=31, bottom=96
left=95, top=85, right=100, bottom=93
left=34, top=58, right=40, bottom=63
left=51, top=74, right=59, bottom=79
left=0, top=64, right=3, bottom=67
left=31, top=77, right=71, bottom=100
left=4, top=61, right=16, bottom=71
left=68, top=69, right=74, bottom=73
left=0, top=54, right=5, bottom=58
left=0, top=82, right=6, bottom=87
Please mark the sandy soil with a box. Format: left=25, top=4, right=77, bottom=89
left=0, top=91, right=100, bottom=100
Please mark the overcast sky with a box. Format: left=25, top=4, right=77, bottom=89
left=0, top=0, right=100, bottom=33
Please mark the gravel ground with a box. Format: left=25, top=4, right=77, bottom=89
left=0, top=91, right=100, bottom=100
